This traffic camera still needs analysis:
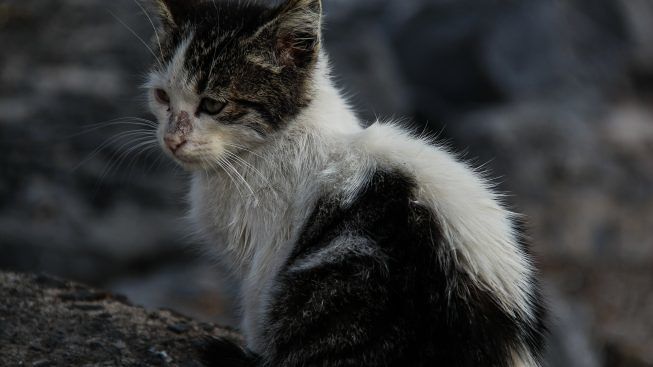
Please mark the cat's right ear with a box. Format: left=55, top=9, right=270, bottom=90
left=150, top=0, right=196, bottom=31
left=247, top=0, right=322, bottom=70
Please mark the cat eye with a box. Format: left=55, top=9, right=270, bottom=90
left=198, top=97, right=226, bottom=116
left=155, top=89, right=170, bottom=104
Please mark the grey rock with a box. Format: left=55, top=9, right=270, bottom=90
left=0, top=271, right=241, bottom=366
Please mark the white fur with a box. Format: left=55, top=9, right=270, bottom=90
left=151, top=41, right=538, bottom=364
left=302, top=60, right=536, bottom=322
left=146, top=34, right=194, bottom=99
left=513, top=349, right=543, bottom=367
left=288, top=233, right=383, bottom=274
left=351, top=123, right=536, bottom=321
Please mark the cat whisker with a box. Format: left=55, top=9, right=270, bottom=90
left=82, top=116, right=157, bottom=128
left=65, top=118, right=156, bottom=139
left=213, top=155, right=250, bottom=201
left=74, top=130, right=157, bottom=172
left=111, top=116, right=157, bottom=124
left=74, top=120, right=157, bottom=137
left=148, top=151, right=172, bottom=176
left=99, top=135, right=157, bottom=174
left=132, top=0, right=165, bottom=65
left=108, top=10, right=165, bottom=68
left=145, top=150, right=166, bottom=175
left=95, top=136, right=158, bottom=187
left=204, top=156, right=241, bottom=200
left=125, top=143, right=161, bottom=177
left=222, top=150, right=272, bottom=189
left=221, top=154, right=257, bottom=199
left=222, top=142, right=272, bottom=164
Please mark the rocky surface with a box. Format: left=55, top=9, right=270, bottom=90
left=0, top=272, right=240, bottom=367
left=2, top=1, right=653, bottom=366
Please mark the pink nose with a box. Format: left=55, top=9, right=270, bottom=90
left=165, top=111, right=192, bottom=154
left=164, top=134, right=187, bottom=153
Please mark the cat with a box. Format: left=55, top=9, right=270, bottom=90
left=145, top=0, right=546, bottom=366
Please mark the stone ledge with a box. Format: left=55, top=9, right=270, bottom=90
left=0, top=272, right=240, bottom=367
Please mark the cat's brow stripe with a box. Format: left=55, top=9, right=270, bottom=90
left=233, top=99, right=280, bottom=127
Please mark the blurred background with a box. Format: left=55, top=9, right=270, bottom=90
left=1, top=0, right=652, bottom=365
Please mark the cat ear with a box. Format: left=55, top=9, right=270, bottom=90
left=254, top=0, right=322, bottom=69
left=151, top=0, right=197, bottom=30
left=276, top=0, right=322, bottom=67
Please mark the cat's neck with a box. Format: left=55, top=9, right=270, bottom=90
left=294, top=55, right=362, bottom=137
left=191, top=55, right=363, bottom=213
left=220, top=54, right=363, bottom=192
left=188, top=57, right=368, bottom=278
left=192, top=55, right=362, bottom=195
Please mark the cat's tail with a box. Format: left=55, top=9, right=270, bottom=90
left=199, top=337, right=260, bottom=367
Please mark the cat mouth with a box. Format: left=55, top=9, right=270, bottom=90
left=175, top=151, right=206, bottom=165
left=165, top=146, right=201, bottom=166
left=161, top=139, right=216, bottom=169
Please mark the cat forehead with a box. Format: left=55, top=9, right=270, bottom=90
left=148, top=34, right=238, bottom=92
left=170, top=1, right=272, bottom=40
left=153, top=3, right=272, bottom=90
left=147, top=35, right=195, bottom=95
left=184, top=27, right=239, bottom=68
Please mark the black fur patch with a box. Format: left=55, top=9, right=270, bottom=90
left=255, top=169, right=547, bottom=367
left=200, top=169, right=546, bottom=366
left=199, top=337, right=259, bottom=367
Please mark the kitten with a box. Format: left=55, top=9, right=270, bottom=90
left=146, top=0, right=546, bottom=366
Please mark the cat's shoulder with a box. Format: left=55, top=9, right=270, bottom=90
left=348, top=121, right=537, bottom=322
left=350, top=121, right=486, bottom=199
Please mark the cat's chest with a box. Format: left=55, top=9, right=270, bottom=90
left=190, top=174, right=297, bottom=270
left=190, top=178, right=302, bottom=347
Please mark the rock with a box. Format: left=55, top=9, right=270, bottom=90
left=108, top=262, right=237, bottom=326
left=0, top=271, right=240, bottom=366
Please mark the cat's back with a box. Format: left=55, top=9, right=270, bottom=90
left=271, top=134, right=546, bottom=364
left=270, top=122, right=547, bottom=365
left=350, top=122, right=536, bottom=318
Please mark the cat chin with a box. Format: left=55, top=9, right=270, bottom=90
left=173, top=159, right=208, bottom=172
left=161, top=149, right=206, bottom=170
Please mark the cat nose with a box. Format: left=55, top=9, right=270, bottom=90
left=164, top=134, right=187, bottom=153
left=167, top=110, right=193, bottom=135
left=165, top=110, right=192, bottom=154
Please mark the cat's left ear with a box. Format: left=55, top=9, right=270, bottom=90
left=253, top=0, right=323, bottom=69
left=151, top=0, right=198, bottom=31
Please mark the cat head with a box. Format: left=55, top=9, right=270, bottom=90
left=146, top=0, right=322, bottom=170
